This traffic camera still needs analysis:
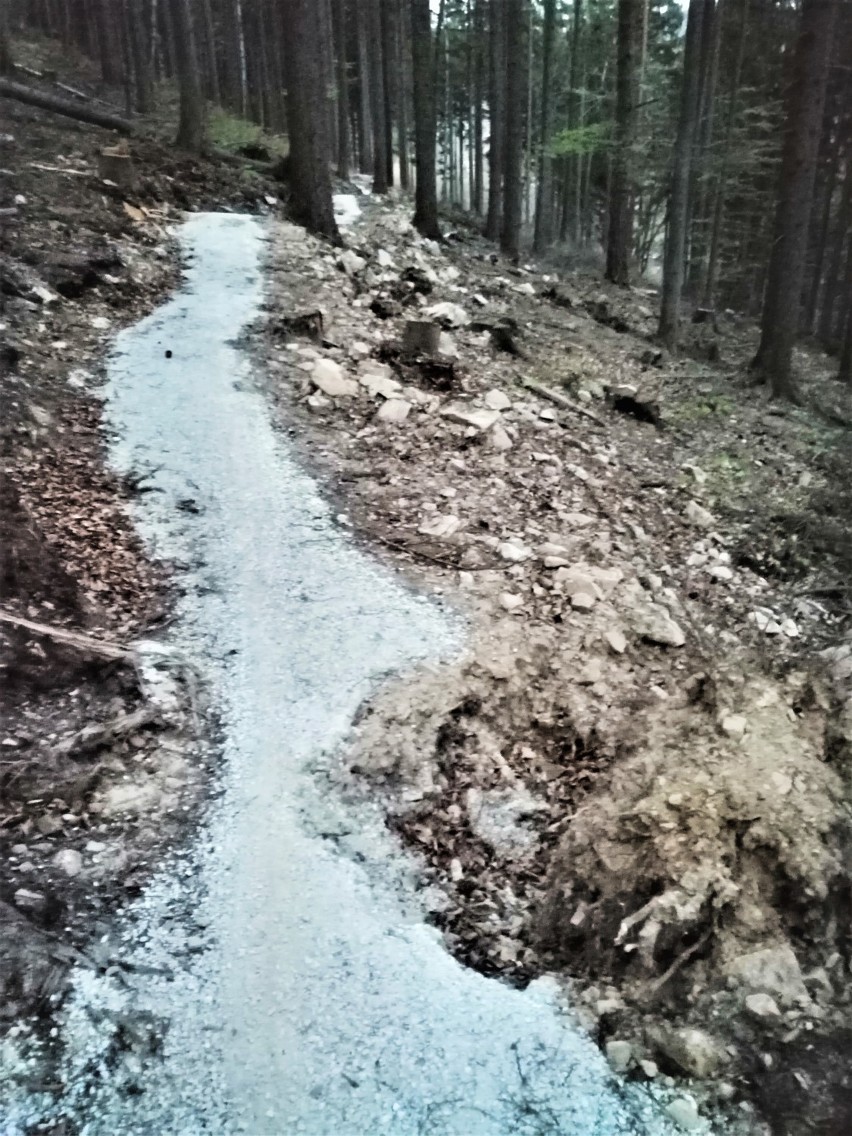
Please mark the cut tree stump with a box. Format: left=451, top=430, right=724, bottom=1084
left=402, top=320, right=441, bottom=355
left=97, top=145, right=136, bottom=188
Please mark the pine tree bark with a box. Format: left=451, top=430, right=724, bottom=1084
left=367, top=0, right=388, bottom=192
left=485, top=0, right=505, bottom=240
left=500, top=0, right=526, bottom=260
left=354, top=0, right=373, bottom=171
left=332, top=0, right=350, bottom=178
left=817, top=161, right=852, bottom=348
left=753, top=0, right=839, bottom=397
left=280, top=0, right=340, bottom=241
left=410, top=0, right=440, bottom=239
left=533, top=0, right=556, bottom=253
left=127, top=0, right=154, bottom=113
left=199, top=0, right=220, bottom=103
left=169, top=0, right=206, bottom=152
left=0, top=0, right=13, bottom=75
left=606, top=0, right=642, bottom=284
left=381, top=0, right=398, bottom=187
left=397, top=0, right=410, bottom=190
left=472, top=0, right=484, bottom=214
left=658, top=0, right=705, bottom=349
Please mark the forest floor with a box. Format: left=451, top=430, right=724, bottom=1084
left=0, top=40, right=279, bottom=1058
left=3, top=33, right=852, bottom=1136
left=250, top=197, right=852, bottom=1134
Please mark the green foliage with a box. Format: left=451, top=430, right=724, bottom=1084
left=207, top=108, right=286, bottom=157
left=548, top=121, right=611, bottom=157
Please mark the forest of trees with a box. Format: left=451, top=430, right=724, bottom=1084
left=2, top=0, right=851, bottom=393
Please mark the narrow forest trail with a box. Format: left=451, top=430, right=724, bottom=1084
left=9, top=213, right=685, bottom=1135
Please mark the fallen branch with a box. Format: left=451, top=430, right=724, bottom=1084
left=0, top=78, right=134, bottom=134
left=50, top=706, right=160, bottom=760
left=644, top=928, right=713, bottom=1001
left=521, top=377, right=606, bottom=427
left=0, top=610, right=134, bottom=661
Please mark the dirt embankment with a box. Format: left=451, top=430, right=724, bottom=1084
left=1, top=45, right=280, bottom=1040
left=253, top=200, right=852, bottom=1134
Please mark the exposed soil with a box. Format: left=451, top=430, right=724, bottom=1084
left=251, top=198, right=852, bottom=1134
left=1, top=39, right=280, bottom=1045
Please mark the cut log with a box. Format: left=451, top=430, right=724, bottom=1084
left=0, top=79, right=134, bottom=134
left=521, top=377, right=606, bottom=427
left=0, top=610, right=134, bottom=661
left=97, top=146, right=137, bottom=188
left=50, top=706, right=160, bottom=760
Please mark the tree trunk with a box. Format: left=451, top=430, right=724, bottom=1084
left=568, top=0, right=583, bottom=244
left=702, top=0, right=748, bottom=307
left=0, top=0, right=13, bottom=75
left=658, top=0, right=705, bottom=349
left=533, top=0, right=556, bottom=253
left=397, top=0, right=410, bottom=190
left=500, top=0, right=526, bottom=260
left=354, top=0, right=372, bottom=171
left=688, top=0, right=723, bottom=291
left=169, top=0, right=206, bottom=152
left=127, top=0, right=154, bottom=113
left=381, top=0, right=398, bottom=187
left=199, top=0, right=220, bottom=103
left=410, top=0, right=440, bottom=239
left=605, top=0, right=642, bottom=284
left=472, top=0, right=484, bottom=214
left=753, top=0, right=838, bottom=397
left=367, top=0, right=388, bottom=192
left=280, top=0, right=340, bottom=241
left=485, top=0, right=505, bottom=240
left=817, top=164, right=852, bottom=347
left=332, top=0, right=350, bottom=178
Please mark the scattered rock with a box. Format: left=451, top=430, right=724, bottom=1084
left=652, top=1026, right=726, bottom=1077
left=720, top=714, right=747, bottom=739
left=744, top=992, right=782, bottom=1020
left=684, top=500, right=715, bottom=529
left=498, top=540, right=532, bottom=563
left=489, top=424, right=513, bottom=451
left=337, top=249, right=366, bottom=275
left=441, top=404, right=501, bottom=433
left=311, top=359, right=357, bottom=398
left=418, top=514, right=461, bottom=539
left=665, top=1096, right=701, bottom=1131
left=605, top=628, right=627, bottom=655
left=499, top=593, right=524, bottom=612
left=53, top=848, right=83, bottom=877
left=605, top=1039, right=633, bottom=1073
left=484, top=389, right=512, bottom=411
left=376, top=398, right=412, bottom=423
left=725, top=945, right=811, bottom=1008
left=571, top=592, right=596, bottom=611
left=631, top=603, right=686, bottom=648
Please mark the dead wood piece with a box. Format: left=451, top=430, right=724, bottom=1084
left=521, top=377, right=606, bottom=427
left=97, top=147, right=136, bottom=188
left=276, top=310, right=324, bottom=341
left=0, top=611, right=133, bottom=662
left=51, top=706, right=160, bottom=760
left=0, top=78, right=134, bottom=134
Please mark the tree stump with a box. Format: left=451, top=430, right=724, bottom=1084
left=402, top=320, right=441, bottom=355
left=97, top=146, right=136, bottom=189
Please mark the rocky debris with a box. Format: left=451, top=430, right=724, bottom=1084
left=337, top=249, right=366, bottom=276
left=605, top=1038, right=633, bottom=1073
left=483, top=389, right=512, bottom=411
left=311, top=358, right=357, bottom=398
left=376, top=398, right=412, bottom=423
left=605, top=628, right=628, bottom=654
left=744, top=992, right=782, bottom=1021
left=723, top=945, right=811, bottom=1009
left=489, top=424, right=513, bottom=451
left=684, top=500, right=716, bottom=529
left=665, top=1096, right=701, bottom=1131
left=608, top=383, right=662, bottom=427
left=426, top=300, right=469, bottom=328
left=441, top=404, right=500, bottom=432
left=630, top=602, right=686, bottom=647
left=650, top=1026, right=726, bottom=1078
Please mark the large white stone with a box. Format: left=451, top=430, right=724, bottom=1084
left=311, top=359, right=358, bottom=398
